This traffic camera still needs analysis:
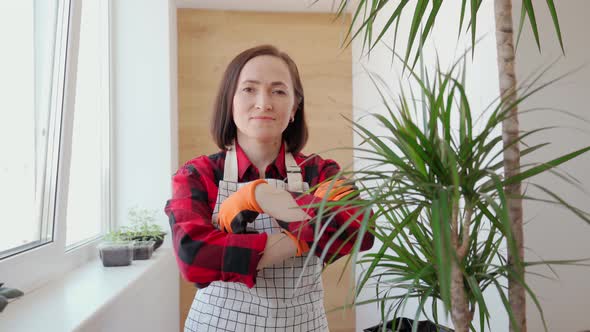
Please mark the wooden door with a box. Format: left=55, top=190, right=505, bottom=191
left=177, top=9, right=354, bottom=331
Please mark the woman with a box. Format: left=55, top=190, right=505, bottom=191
left=165, top=45, right=374, bottom=332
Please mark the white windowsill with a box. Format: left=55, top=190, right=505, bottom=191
left=0, top=247, right=175, bottom=332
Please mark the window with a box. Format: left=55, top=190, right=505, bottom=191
left=0, top=0, right=111, bottom=293
left=65, top=0, right=111, bottom=248
left=0, top=0, right=63, bottom=258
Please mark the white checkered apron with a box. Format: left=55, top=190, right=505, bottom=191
left=184, top=144, right=329, bottom=332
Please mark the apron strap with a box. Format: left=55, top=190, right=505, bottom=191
left=284, top=149, right=304, bottom=192
left=223, top=144, right=239, bottom=182
left=223, top=141, right=304, bottom=191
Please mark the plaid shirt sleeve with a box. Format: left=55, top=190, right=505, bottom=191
left=290, top=155, right=375, bottom=265
left=164, top=156, right=268, bottom=289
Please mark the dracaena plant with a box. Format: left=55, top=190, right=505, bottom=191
left=309, top=1, right=569, bottom=331
left=303, top=55, right=590, bottom=332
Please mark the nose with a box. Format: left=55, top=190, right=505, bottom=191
left=255, top=92, right=273, bottom=110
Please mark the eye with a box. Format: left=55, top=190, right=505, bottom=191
left=272, top=90, right=286, bottom=95
left=242, top=87, right=254, bottom=93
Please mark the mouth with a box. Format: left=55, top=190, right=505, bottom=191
left=251, top=116, right=275, bottom=120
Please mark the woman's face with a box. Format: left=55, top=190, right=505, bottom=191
left=232, top=55, right=297, bottom=143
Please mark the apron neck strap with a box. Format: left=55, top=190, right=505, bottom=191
left=223, top=141, right=304, bottom=191
left=223, top=144, right=239, bottom=182
left=284, top=149, right=303, bottom=192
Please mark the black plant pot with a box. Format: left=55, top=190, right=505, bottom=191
left=131, top=232, right=166, bottom=251
left=364, top=317, right=454, bottom=332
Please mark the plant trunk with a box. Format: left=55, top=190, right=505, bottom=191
left=494, top=1, right=526, bottom=331
left=450, top=260, right=472, bottom=332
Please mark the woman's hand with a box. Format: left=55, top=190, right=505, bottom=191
left=255, top=184, right=321, bottom=256
left=257, top=232, right=299, bottom=270
left=217, top=179, right=268, bottom=233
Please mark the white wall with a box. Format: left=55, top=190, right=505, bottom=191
left=513, top=1, right=590, bottom=331
left=350, top=2, right=507, bottom=331
left=108, top=0, right=179, bottom=330
left=111, top=0, right=177, bottom=234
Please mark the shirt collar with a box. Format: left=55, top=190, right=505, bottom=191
left=234, top=139, right=286, bottom=180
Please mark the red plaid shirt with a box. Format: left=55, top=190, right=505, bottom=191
left=164, top=142, right=374, bottom=288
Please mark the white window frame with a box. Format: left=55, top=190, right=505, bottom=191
left=0, top=0, right=113, bottom=294
left=65, top=0, right=113, bottom=250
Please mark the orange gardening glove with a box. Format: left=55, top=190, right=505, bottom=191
left=276, top=179, right=357, bottom=257
left=313, top=179, right=355, bottom=201
left=218, top=179, right=267, bottom=234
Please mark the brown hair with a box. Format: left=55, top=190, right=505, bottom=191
left=210, top=45, right=308, bottom=153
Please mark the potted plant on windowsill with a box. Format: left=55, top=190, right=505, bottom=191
left=98, top=230, right=134, bottom=267
left=0, top=283, right=24, bottom=313
left=120, top=225, right=155, bottom=260
left=122, top=207, right=166, bottom=251
left=126, top=234, right=155, bottom=260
